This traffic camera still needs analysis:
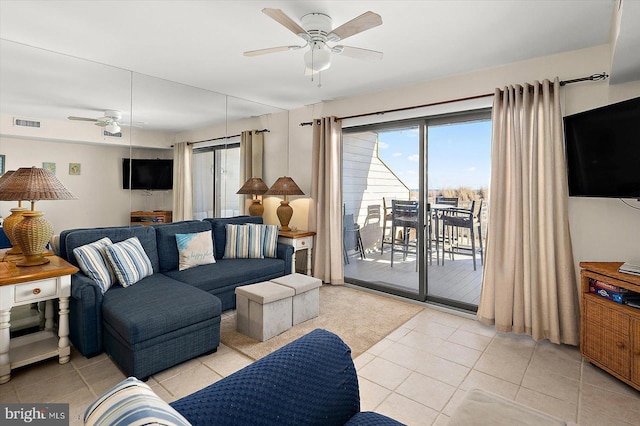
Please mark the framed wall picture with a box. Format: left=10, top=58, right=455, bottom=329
left=0, top=155, right=4, bottom=175
left=69, top=163, right=81, bottom=175
left=42, top=162, right=56, bottom=175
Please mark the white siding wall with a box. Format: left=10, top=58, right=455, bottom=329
left=343, top=131, right=409, bottom=251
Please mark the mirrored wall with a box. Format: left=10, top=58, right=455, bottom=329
left=0, top=38, right=286, bottom=232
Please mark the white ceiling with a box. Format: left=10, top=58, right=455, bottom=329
left=0, top=0, right=637, bottom=131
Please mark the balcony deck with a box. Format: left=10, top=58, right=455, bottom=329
left=343, top=248, right=482, bottom=306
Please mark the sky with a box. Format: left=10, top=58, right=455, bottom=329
left=377, top=120, right=492, bottom=190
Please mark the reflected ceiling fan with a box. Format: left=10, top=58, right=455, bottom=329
left=244, top=8, right=383, bottom=75
left=68, top=110, right=123, bottom=133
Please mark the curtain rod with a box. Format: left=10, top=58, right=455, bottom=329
left=172, top=128, right=270, bottom=146
left=298, top=72, right=609, bottom=126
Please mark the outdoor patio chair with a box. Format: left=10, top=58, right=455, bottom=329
left=390, top=200, right=419, bottom=268
left=343, top=213, right=365, bottom=264
left=364, top=204, right=381, bottom=227
left=380, top=197, right=394, bottom=253
left=435, top=196, right=459, bottom=207
left=441, top=199, right=484, bottom=270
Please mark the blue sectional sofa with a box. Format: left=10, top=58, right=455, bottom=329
left=85, top=329, right=404, bottom=425
left=59, top=216, right=293, bottom=378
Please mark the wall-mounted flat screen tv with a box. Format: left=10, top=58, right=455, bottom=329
left=122, top=158, right=173, bottom=190
left=564, top=96, right=640, bottom=198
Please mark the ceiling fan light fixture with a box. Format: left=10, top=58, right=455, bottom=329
left=304, top=47, right=331, bottom=72
left=105, top=122, right=121, bottom=134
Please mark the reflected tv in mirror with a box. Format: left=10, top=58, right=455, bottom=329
left=564, top=96, right=640, bottom=198
left=123, top=158, right=173, bottom=190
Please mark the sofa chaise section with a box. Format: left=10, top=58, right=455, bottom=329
left=102, top=274, right=221, bottom=379
left=61, top=225, right=160, bottom=357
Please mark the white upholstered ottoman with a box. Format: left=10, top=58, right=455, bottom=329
left=235, top=281, right=295, bottom=341
left=270, top=273, right=322, bottom=325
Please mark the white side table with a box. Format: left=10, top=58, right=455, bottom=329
left=0, top=254, right=78, bottom=384
left=278, top=230, right=316, bottom=276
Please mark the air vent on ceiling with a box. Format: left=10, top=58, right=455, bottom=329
left=103, top=130, right=122, bottom=138
left=13, top=117, right=41, bottom=128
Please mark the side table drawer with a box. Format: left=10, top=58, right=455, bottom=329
left=298, top=237, right=313, bottom=249
left=14, top=279, right=58, bottom=303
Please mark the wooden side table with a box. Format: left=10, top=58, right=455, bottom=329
left=278, top=230, right=316, bottom=276
left=0, top=254, right=78, bottom=384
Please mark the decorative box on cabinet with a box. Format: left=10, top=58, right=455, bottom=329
left=130, top=211, right=172, bottom=226
left=580, top=261, right=640, bottom=391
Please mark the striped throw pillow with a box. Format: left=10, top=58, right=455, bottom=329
left=262, top=224, right=279, bottom=258
left=224, top=224, right=250, bottom=259
left=84, top=377, right=191, bottom=426
left=73, top=237, right=115, bottom=294
left=103, top=237, right=153, bottom=287
left=224, top=224, right=268, bottom=259
left=247, top=223, right=265, bottom=258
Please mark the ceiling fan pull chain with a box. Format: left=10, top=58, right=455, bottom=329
left=311, top=47, right=315, bottom=82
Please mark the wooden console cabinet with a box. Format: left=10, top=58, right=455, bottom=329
left=580, top=261, right=640, bottom=391
left=131, top=210, right=172, bottom=226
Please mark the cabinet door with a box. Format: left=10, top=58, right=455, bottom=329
left=582, top=297, right=631, bottom=380
left=632, top=318, right=640, bottom=385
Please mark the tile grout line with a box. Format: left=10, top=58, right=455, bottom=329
left=72, top=361, right=98, bottom=400
left=575, top=359, right=584, bottom=425
left=513, top=339, right=538, bottom=402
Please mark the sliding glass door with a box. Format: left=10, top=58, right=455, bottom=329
left=343, top=120, right=426, bottom=299
left=192, top=142, right=241, bottom=220
left=342, top=110, right=491, bottom=311
left=426, top=113, right=491, bottom=310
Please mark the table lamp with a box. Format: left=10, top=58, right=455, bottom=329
left=264, top=176, right=304, bottom=231
left=0, top=170, right=27, bottom=255
left=236, top=177, right=269, bottom=216
left=0, top=167, right=76, bottom=266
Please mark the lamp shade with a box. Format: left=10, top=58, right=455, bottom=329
left=264, top=176, right=305, bottom=197
left=236, top=177, right=269, bottom=195
left=0, top=166, right=76, bottom=204
left=0, top=170, right=15, bottom=188
left=237, top=177, right=269, bottom=217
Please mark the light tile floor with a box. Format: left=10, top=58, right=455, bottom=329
left=1, top=308, right=640, bottom=425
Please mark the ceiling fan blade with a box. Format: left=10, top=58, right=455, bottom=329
left=334, top=45, right=383, bottom=61
left=244, top=45, right=301, bottom=57
left=262, top=8, right=308, bottom=37
left=68, top=116, right=97, bottom=122
left=94, top=121, right=108, bottom=127
left=328, top=11, right=382, bottom=42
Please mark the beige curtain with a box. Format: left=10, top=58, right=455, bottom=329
left=477, top=78, right=579, bottom=346
left=172, top=141, right=193, bottom=221
left=309, top=117, right=344, bottom=284
left=239, top=130, right=264, bottom=214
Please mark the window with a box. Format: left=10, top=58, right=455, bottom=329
left=192, top=142, right=240, bottom=219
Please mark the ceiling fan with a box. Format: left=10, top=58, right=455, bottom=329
left=244, top=8, right=383, bottom=75
left=68, top=110, right=123, bottom=133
